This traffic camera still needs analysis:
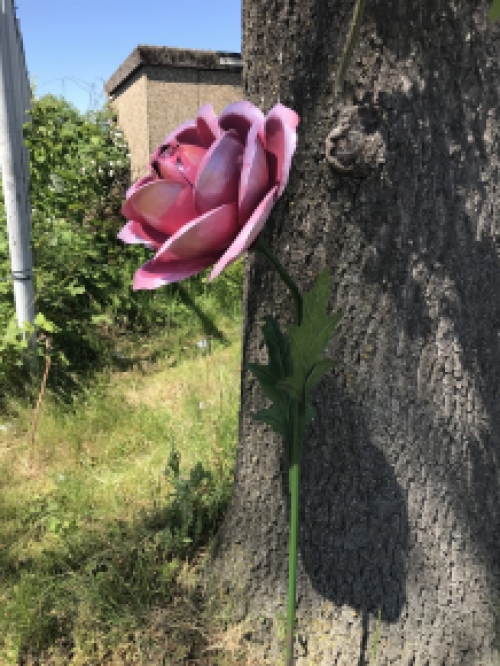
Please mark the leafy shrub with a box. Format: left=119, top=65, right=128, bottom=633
left=0, top=93, right=244, bottom=398
left=158, top=444, right=232, bottom=552
left=0, top=94, right=136, bottom=394
left=26, top=94, right=130, bottom=225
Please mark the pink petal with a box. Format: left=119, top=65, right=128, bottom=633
left=126, top=173, right=157, bottom=200
left=264, top=104, right=299, bottom=197
left=267, top=103, right=300, bottom=132
left=122, top=180, right=180, bottom=224
left=133, top=253, right=221, bottom=290
left=151, top=151, right=187, bottom=186
left=122, top=181, right=198, bottom=236
left=218, top=101, right=265, bottom=144
left=238, top=122, right=270, bottom=226
left=153, top=203, right=239, bottom=262
left=153, top=144, right=206, bottom=186
left=196, top=103, right=221, bottom=146
left=194, top=131, right=243, bottom=213
left=208, top=186, right=278, bottom=281
left=118, top=220, right=165, bottom=250
left=151, top=120, right=203, bottom=162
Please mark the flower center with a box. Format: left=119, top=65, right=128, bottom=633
left=152, top=142, right=206, bottom=186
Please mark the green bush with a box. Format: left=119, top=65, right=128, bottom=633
left=0, top=94, right=136, bottom=393
left=0, top=93, right=244, bottom=398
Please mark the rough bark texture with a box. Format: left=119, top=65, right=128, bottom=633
left=209, top=1, right=500, bottom=663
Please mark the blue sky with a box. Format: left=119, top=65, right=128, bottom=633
left=15, top=0, right=242, bottom=115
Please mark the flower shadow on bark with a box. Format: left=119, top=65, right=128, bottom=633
left=231, top=0, right=500, bottom=662
left=297, top=375, right=408, bottom=662
left=316, top=3, right=500, bottom=658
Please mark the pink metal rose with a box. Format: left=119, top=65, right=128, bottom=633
left=118, top=101, right=299, bottom=289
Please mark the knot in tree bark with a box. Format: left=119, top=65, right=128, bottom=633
left=325, top=104, right=386, bottom=176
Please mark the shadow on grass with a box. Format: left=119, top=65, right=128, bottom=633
left=0, top=283, right=235, bottom=415
left=0, top=455, right=233, bottom=664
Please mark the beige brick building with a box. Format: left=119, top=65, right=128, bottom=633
left=105, top=46, right=243, bottom=181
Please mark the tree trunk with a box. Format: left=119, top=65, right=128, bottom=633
left=209, top=1, right=500, bottom=663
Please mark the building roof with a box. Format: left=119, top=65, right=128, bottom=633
left=105, top=45, right=243, bottom=96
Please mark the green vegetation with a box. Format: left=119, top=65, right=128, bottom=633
left=1, top=93, right=242, bottom=399
left=0, top=311, right=249, bottom=664
left=0, top=93, right=253, bottom=664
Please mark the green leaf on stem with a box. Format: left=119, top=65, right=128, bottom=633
left=490, top=0, right=500, bottom=23
left=252, top=404, right=293, bottom=441
left=276, top=269, right=341, bottom=403
left=248, top=315, right=296, bottom=442
left=304, top=358, right=336, bottom=404
left=304, top=404, right=316, bottom=429
left=248, top=316, right=293, bottom=403
left=277, top=358, right=336, bottom=405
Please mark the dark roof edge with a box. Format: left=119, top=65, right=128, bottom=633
left=105, top=45, right=243, bottom=96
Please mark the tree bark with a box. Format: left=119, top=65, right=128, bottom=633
left=209, top=1, right=500, bottom=663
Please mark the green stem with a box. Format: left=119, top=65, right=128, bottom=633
left=335, top=0, right=366, bottom=98
left=253, top=234, right=304, bottom=665
left=254, top=236, right=303, bottom=325
left=286, top=399, right=301, bottom=666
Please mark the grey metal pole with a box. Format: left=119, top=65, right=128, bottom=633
left=0, top=0, right=36, bottom=352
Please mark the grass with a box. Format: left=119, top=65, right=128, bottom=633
left=0, top=258, right=257, bottom=665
